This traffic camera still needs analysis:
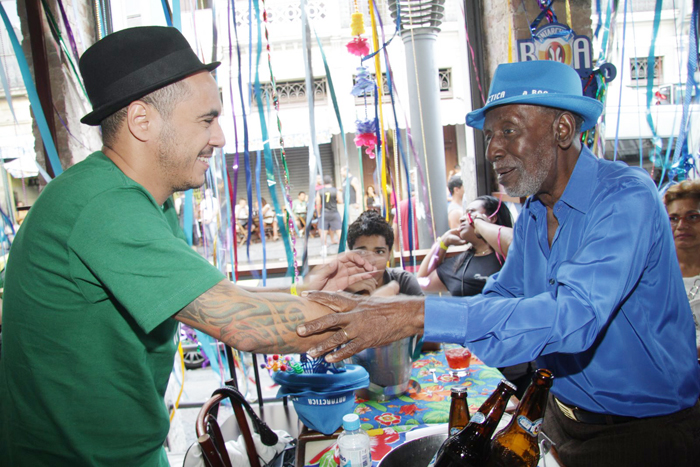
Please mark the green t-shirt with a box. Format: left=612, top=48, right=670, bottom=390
left=0, top=152, right=225, bottom=466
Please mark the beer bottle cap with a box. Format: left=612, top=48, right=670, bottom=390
left=451, top=387, right=468, bottom=395
left=500, top=379, right=518, bottom=392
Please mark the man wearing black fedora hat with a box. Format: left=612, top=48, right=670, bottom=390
left=0, top=26, right=376, bottom=466
left=299, top=60, right=700, bottom=466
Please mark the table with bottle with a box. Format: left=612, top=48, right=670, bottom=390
left=299, top=348, right=511, bottom=466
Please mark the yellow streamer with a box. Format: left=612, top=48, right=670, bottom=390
left=169, top=341, right=186, bottom=423
left=508, top=15, right=513, bottom=63
left=565, top=0, right=572, bottom=29
left=368, top=0, right=390, bottom=223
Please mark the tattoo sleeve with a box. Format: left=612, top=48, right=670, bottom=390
left=174, top=279, right=331, bottom=354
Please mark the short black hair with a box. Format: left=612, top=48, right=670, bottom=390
left=323, top=175, right=333, bottom=185
left=448, top=176, right=463, bottom=195
left=298, top=191, right=305, bottom=196
left=347, top=210, right=394, bottom=250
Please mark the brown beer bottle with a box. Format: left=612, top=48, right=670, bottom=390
left=431, top=379, right=517, bottom=467
left=448, top=387, right=470, bottom=436
left=490, top=369, right=554, bottom=467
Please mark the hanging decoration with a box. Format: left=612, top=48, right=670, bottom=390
left=516, top=0, right=616, bottom=153
left=354, top=118, right=377, bottom=158
left=350, top=65, right=374, bottom=96
left=347, top=2, right=370, bottom=57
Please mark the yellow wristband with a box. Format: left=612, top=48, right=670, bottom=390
left=439, top=240, right=448, bottom=251
left=290, top=283, right=298, bottom=296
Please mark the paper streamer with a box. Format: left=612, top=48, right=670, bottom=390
left=307, top=10, right=351, bottom=251
left=670, top=0, right=698, bottom=178
left=252, top=0, right=294, bottom=274
left=612, top=0, right=629, bottom=161
left=160, top=0, right=173, bottom=27
left=0, top=54, right=18, bottom=124
left=645, top=0, right=664, bottom=180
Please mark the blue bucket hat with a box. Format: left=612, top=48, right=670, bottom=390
left=274, top=365, right=369, bottom=435
left=466, top=60, right=603, bottom=132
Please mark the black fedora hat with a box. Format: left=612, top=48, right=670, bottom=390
left=79, top=26, right=220, bottom=126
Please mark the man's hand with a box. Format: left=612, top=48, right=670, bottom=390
left=371, top=281, right=400, bottom=297
left=344, top=277, right=379, bottom=295
left=303, top=251, right=378, bottom=292
left=296, top=292, right=425, bottom=362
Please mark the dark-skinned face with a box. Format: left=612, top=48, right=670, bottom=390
left=483, top=104, right=559, bottom=198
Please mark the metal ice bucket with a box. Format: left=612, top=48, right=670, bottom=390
left=349, top=335, right=418, bottom=401
left=377, top=434, right=447, bottom=467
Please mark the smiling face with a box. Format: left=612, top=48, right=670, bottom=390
left=155, top=72, right=225, bottom=193
left=351, top=235, right=391, bottom=281
left=667, top=197, right=700, bottom=252
left=483, top=105, right=559, bottom=198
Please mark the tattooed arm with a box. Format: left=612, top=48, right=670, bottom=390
left=174, top=279, right=337, bottom=354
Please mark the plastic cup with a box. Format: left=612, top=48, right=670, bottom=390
left=444, top=345, right=472, bottom=371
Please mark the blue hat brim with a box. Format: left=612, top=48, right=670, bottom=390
left=466, top=93, right=603, bottom=132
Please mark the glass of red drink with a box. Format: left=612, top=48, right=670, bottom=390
left=444, top=344, right=472, bottom=371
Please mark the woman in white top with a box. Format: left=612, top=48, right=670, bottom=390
left=664, top=179, right=700, bottom=357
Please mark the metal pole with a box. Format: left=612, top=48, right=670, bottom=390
left=401, top=28, right=448, bottom=244
left=390, top=0, right=448, bottom=245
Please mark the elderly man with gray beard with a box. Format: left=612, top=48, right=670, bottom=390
left=298, top=60, right=700, bottom=466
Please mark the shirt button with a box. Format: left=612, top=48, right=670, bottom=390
left=549, top=278, right=555, bottom=285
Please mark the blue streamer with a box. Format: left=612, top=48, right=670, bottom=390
left=0, top=3, right=62, bottom=176
left=613, top=0, right=628, bottom=162
left=160, top=0, right=173, bottom=27
left=183, top=189, right=194, bottom=246
left=228, top=0, right=254, bottom=261
left=173, top=0, right=181, bottom=31
left=255, top=149, right=266, bottom=285
left=670, top=0, right=699, bottom=178
left=646, top=0, right=665, bottom=182
left=252, top=0, right=293, bottom=272
left=309, top=14, right=350, bottom=252
left=0, top=57, right=17, bottom=124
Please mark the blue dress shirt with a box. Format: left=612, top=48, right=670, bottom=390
left=425, top=147, right=700, bottom=417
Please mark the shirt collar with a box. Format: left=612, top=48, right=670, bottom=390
left=556, top=146, right=597, bottom=215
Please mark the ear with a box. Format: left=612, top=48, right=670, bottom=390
left=553, top=111, right=577, bottom=149
left=125, top=101, right=156, bottom=143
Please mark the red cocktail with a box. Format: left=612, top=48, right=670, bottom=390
left=445, top=346, right=472, bottom=370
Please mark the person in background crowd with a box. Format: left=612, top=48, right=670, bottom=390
left=298, top=60, right=700, bottom=467
left=447, top=175, right=465, bottom=229
left=234, top=197, right=255, bottom=244
left=417, top=195, right=533, bottom=398
left=0, top=27, right=376, bottom=467
left=365, top=185, right=381, bottom=213
left=346, top=210, right=422, bottom=297
left=260, top=197, right=279, bottom=241
left=341, top=166, right=362, bottom=224
left=446, top=165, right=461, bottom=203
left=316, top=174, right=342, bottom=255
left=664, top=179, right=700, bottom=358
left=292, top=191, right=307, bottom=235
